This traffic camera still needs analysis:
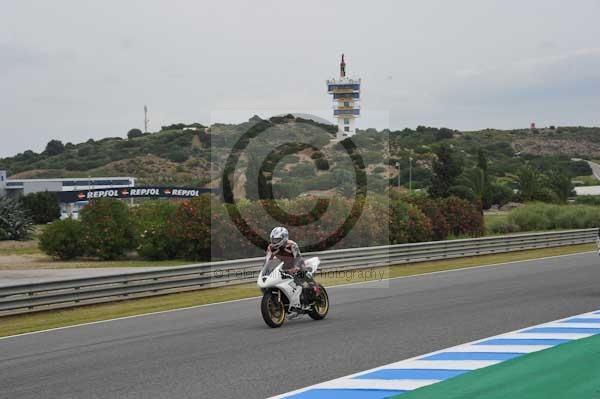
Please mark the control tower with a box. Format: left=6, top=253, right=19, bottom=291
left=327, top=54, right=361, bottom=138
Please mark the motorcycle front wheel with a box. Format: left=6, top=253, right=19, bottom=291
left=308, top=284, right=329, bottom=320
left=261, top=291, right=286, bottom=328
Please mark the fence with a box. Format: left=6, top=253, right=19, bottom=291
left=0, top=229, right=596, bottom=316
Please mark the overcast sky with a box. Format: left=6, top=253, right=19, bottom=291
left=2, top=0, right=600, bottom=157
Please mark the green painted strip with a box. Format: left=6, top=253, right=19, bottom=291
left=392, top=333, right=600, bottom=399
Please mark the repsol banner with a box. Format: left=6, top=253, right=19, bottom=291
left=57, top=186, right=216, bottom=203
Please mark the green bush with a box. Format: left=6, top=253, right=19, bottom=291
left=506, top=203, right=554, bottom=230
left=405, top=195, right=450, bottom=240
left=127, top=128, right=143, bottom=139
left=0, top=197, right=33, bottom=240
left=172, top=196, right=213, bottom=261
left=486, top=218, right=520, bottom=235
left=304, top=174, right=337, bottom=190
left=361, top=151, right=383, bottom=165
left=448, top=185, right=475, bottom=202
left=289, top=163, right=316, bottom=178
left=77, top=146, right=94, bottom=157
left=314, top=158, right=330, bottom=171
left=166, top=151, right=187, bottom=163
left=439, top=196, right=484, bottom=237
left=132, top=201, right=179, bottom=260
left=44, top=140, right=65, bottom=156
left=39, top=219, right=85, bottom=260
left=80, top=199, right=136, bottom=260
left=390, top=200, right=433, bottom=243
left=485, top=183, right=514, bottom=208
left=507, top=203, right=600, bottom=231
left=20, top=191, right=60, bottom=224
left=575, top=196, right=600, bottom=206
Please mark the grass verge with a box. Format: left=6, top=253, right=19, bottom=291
left=0, top=243, right=594, bottom=338
left=0, top=255, right=190, bottom=270
left=396, top=329, right=600, bottom=399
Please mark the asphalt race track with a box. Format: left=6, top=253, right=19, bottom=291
left=2, top=251, right=599, bottom=399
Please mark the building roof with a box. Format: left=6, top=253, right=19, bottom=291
left=6, top=176, right=135, bottom=183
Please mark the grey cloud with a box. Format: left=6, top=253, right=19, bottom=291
left=1, top=0, right=600, bottom=157
left=0, top=44, right=46, bottom=72
left=443, top=48, right=600, bottom=106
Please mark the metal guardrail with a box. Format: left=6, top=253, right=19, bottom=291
left=0, top=229, right=596, bottom=316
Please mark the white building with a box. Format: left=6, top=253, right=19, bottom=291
left=0, top=173, right=135, bottom=198
left=0, top=170, right=135, bottom=219
left=327, top=54, right=361, bottom=139
left=574, top=186, right=600, bottom=196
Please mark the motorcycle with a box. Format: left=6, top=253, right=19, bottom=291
left=257, top=256, right=329, bottom=328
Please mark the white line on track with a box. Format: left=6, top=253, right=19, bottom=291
left=0, top=250, right=594, bottom=342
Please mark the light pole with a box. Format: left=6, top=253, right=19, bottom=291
left=409, top=157, right=413, bottom=193
left=395, top=161, right=401, bottom=188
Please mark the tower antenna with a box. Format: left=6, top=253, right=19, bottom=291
left=144, top=105, right=149, bottom=132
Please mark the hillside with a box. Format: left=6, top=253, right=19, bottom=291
left=1, top=116, right=598, bottom=197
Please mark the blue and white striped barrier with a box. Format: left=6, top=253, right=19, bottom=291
left=271, top=309, right=600, bottom=398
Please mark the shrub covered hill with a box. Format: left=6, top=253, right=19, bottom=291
left=1, top=115, right=597, bottom=201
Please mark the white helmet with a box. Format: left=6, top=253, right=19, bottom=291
left=270, top=227, right=289, bottom=249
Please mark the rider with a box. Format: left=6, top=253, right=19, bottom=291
left=266, top=227, right=319, bottom=302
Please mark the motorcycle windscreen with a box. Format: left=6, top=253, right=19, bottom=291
left=261, top=259, right=283, bottom=276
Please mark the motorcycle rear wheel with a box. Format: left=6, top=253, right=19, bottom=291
left=261, top=292, right=286, bottom=328
left=308, top=284, right=329, bottom=320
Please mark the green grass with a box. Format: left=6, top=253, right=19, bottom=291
left=484, top=212, right=509, bottom=230
left=0, top=243, right=593, bottom=338
left=0, top=238, right=41, bottom=256
left=0, top=258, right=191, bottom=270
left=484, top=212, right=519, bottom=235
left=0, top=246, right=41, bottom=256
left=396, top=331, right=600, bottom=399
left=572, top=174, right=599, bottom=186
left=484, top=213, right=509, bottom=224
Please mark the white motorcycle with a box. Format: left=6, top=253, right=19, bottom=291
left=257, top=257, right=329, bottom=328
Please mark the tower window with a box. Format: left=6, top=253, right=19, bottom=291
left=344, top=126, right=350, bottom=132
left=344, top=118, right=349, bottom=125
left=344, top=102, right=350, bottom=107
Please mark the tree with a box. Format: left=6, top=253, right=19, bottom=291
left=127, top=128, right=143, bottom=139
left=0, top=197, right=33, bottom=240
left=448, top=185, right=475, bottom=202
left=487, top=182, right=514, bottom=207
left=547, top=169, right=573, bottom=203
left=477, top=148, right=488, bottom=174
left=44, top=140, right=65, bottom=156
left=20, top=191, right=60, bottom=224
left=457, top=167, right=486, bottom=202
left=517, top=165, right=546, bottom=201
left=314, top=158, right=330, bottom=171
left=429, top=144, right=463, bottom=198
left=476, top=149, right=499, bottom=209
left=434, top=128, right=454, bottom=141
